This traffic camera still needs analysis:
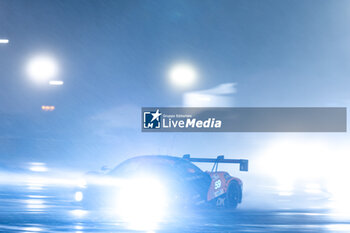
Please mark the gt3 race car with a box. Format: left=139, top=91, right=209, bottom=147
left=78, top=154, right=248, bottom=210
left=183, top=154, right=248, bottom=208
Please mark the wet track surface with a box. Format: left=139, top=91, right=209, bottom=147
left=1, top=195, right=350, bottom=233
left=1, top=208, right=350, bottom=233
left=1, top=174, right=350, bottom=233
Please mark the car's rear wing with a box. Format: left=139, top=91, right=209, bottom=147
left=183, top=154, right=248, bottom=172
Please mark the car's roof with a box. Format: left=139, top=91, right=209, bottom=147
left=112, top=155, right=189, bottom=170
left=122, top=155, right=185, bottom=162
left=108, top=155, right=203, bottom=176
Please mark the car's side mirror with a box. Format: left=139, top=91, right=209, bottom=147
left=240, top=160, right=248, bottom=172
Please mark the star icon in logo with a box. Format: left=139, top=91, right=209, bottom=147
left=151, top=109, right=162, bottom=122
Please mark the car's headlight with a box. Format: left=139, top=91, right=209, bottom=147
left=115, top=177, right=168, bottom=230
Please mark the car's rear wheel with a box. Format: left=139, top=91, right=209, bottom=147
left=224, top=182, right=240, bottom=209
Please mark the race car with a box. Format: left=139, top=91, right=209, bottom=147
left=77, top=154, right=248, bottom=211
left=183, top=154, right=248, bottom=208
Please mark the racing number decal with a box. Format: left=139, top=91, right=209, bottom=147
left=208, top=173, right=227, bottom=201
left=214, top=179, right=222, bottom=190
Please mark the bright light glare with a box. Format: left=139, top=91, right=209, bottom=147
left=0, top=39, right=9, bottom=44
left=26, top=55, right=59, bottom=82
left=70, top=209, right=88, bottom=218
left=256, top=139, right=330, bottom=184
left=255, top=137, right=350, bottom=214
left=76, top=178, right=87, bottom=188
left=169, top=63, right=197, bottom=88
left=25, top=199, right=47, bottom=211
left=183, top=83, right=236, bottom=107
left=75, top=225, right=84, bottom=230
left=49, top=80, right=64, bottom=85
left=75, top=191, right=83, bottom=202
left=116, top=177, right=167, bottom=231
left=29, top=162, right=48, bottom=172
left=23, top=227, right=43, bottom=232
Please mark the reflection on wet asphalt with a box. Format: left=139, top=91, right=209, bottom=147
left=1, top=201, right=350, bottom=232
left=1, top=209, right=350, bottom=233
left=1, top=183, right=350, bottom=233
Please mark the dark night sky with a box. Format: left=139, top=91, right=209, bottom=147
left=0, top=0, right=349, bottom=169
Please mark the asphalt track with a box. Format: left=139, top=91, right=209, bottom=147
left=0, top=172, right=349, bottom=233
left=1, top=187, right=350, bottom=233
